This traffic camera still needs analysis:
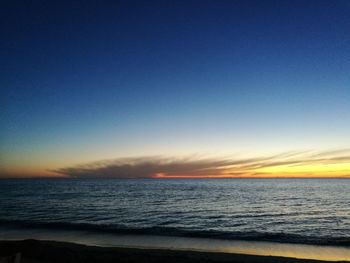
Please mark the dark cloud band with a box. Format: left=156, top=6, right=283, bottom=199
left=52, top=149, right=350, bottom=178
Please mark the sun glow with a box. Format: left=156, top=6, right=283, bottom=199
left=254, top=163, right=350, bottom=177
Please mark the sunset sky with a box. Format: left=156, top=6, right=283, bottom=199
left=1, top=0, right=350, bottom=178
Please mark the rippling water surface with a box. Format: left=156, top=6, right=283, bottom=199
left=0, top=178, right=349, bottom=246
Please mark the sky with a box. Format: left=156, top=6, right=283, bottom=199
left=1, top=0, right=350, bottom=178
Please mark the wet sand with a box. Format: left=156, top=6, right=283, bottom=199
left=0, top=239, right=348, bottom=263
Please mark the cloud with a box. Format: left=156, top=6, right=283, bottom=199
left=53, top=156, right=235, bottom=178
left=52, top=149, right=350, bottom=178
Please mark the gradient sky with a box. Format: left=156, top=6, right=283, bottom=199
left=1, top=0, right=350, bottom=178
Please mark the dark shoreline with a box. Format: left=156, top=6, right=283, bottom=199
left=0, top=239, right=348, bottom=263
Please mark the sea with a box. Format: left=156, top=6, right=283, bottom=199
left=0, top=178, right=349, bottom=260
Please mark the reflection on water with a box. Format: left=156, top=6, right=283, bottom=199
left=1, top=226, right=349, bottom=261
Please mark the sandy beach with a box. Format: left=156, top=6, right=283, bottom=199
left=0, top=239, right=348, bottom=263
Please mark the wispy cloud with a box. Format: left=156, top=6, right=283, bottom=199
left=52, top=149, right=350, bottom=178
left=53, top=156, right=235, bottom=178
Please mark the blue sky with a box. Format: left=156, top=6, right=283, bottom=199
left=1, top=0, right=350, bottom=177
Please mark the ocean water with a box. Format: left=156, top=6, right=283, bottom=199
left=0, top=178, right=349, bottom=247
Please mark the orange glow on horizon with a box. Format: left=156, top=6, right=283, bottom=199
left=0, top=168, right=66, bottom=178
left=152, top=162, right=350, bottom=178
left=1, top=151, right=350, bottom=178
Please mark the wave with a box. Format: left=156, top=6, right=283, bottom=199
left=1, top=219, right=349, bottom=247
